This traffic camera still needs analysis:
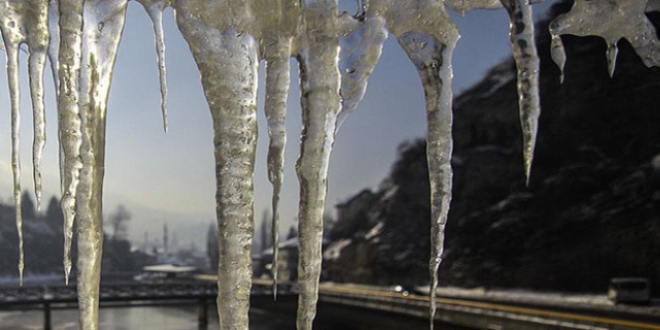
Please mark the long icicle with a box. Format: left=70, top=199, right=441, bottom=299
left=2, top=39, right=24, bottom=286
left=379, top=1, right=459, bottom=327
left=500, top=0, right=541, bottom=185
left=295, top=1, right=341, bottom=329
left=256, top=0, right=299, bottom=301
left=174, top=1, right=259, bottom=327
left=0, top=0, right=51, bottom=285
left=75, top=1, right=129, bottom=328
left=397, top=29, right=458, bottom=330
left=264, top=38, right=291, bottom=300
left=58, top=0, right=85, bottom=285
left=138, top=0, right=169, bottom=132
left=28, top=10, right=50, bottom=213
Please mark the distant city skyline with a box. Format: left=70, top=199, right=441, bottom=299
left=0, top=1, right=555, bottom=245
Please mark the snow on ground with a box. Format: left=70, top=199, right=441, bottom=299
left=415, top=286, right=660, bottom=317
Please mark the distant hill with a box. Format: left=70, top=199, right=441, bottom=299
left=0, top=193, right=152, bottom=280
left=323, top=0, right=660, bottom=295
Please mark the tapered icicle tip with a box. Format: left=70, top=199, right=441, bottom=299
left=18, top=262, right=24, bottom=286
left=525, top=159, right=532, bottom=186
left=606, top=41, right=619, bottom=78
left=550, top=34, right=566, bottom=84
left=64, top=263, right=71, bottom=286
left=145, top=4, right=169, bottom=133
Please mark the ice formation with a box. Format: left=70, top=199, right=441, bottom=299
left=550, top=0, right=660, bottom=79
left=2, top=0, right=659, bottom=329
left=137, top=0, right=169, bottom=132
left=501, top=0, right=540, bottom=184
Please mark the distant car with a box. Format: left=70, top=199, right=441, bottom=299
left=608, top=278, right=651, bottom=305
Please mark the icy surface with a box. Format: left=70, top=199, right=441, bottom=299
left=336, top=12, right=387, bottom=128
left=444, top=0, right=502, bottom=15
left=550, top=0, right=660, bottom=79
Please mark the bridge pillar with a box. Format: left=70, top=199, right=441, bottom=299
left=43, top=302, right=51, bottom=330
left=197, top=298, right=208, bottom=329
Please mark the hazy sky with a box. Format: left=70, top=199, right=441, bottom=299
left=0, top=1, right=555, bottom=245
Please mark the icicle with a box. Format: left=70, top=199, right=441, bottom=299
left=137, top=0, right=169, bottom=132
left=264, top=39, right=292, bottom=300
left=606, top=39, right=619, bottom=78
left=336, top=13, right=387, bottom=129
left=258, top=0, right=299, bottom=301
left=376, top=1, right=459, bottom=328
left=3, top=40, right=24, bottom=286
left=73, top=1, right=129, bottom=329
left=28, top=8, right=50, bottom=213
left=500, top=0, right=541, bottom=185
left=58, top=0, right=85, bottom=286
left=0, top=0, right=50, bottom=286
left=47, top=0, right=60, bottom=91
left=174, top=2, right=258, bottom=329
left=397, top=31, right=458, bottom=330
left=295, top=1, right=341, bottom=329
left=549, top=34, right=565, bottom=83
left=30, top=53, right=47, bottom=213
left=550, top=0, right=660, bottom=75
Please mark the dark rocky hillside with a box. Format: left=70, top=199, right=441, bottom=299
left=323, top=0, right=660, bottom=295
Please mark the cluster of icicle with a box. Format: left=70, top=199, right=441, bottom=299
left=2, top=0, right=660, bottom=329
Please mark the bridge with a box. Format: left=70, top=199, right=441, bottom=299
left=1, top=279, right=659, bottom=329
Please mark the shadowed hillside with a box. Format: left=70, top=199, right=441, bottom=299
left=323, top=0, right=660, bottom=295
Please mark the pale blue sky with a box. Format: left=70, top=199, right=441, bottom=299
left=0, top=1, right=555, bottom=245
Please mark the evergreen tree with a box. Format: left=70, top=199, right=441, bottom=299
left=20, top=191, right=36, bottom=220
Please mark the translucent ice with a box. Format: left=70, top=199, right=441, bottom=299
left=500, top=0, right=540, bottom=184
left=57, top=0, right=85, bottom=285
left=336, top=11, right=387, bottom=128
left=174, top=1, right=259, bottom=329
left=295, top=1, right=341, bottom=328
left=74, top=1, right=129, bottom=328
left=550, top=0, right=660, bottom=78
left=444, top=0, right=502, bottom=15
left=259, top=0, right=299, bottom=299
left=0, top=0, right=50, bottom=285
left=369, top=0, right=459, bottom=327
left=137, top=0, right=169, bottom=132
left=1, top=1, right=655, bottom=330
